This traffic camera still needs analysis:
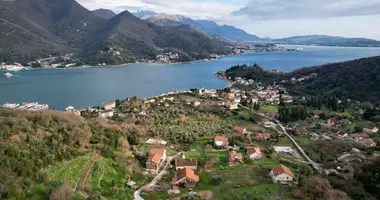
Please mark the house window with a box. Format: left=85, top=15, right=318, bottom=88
left=286, top=177, right=289, bottom=179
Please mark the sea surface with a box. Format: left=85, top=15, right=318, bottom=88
left=2, top=45, right=380, bottom=110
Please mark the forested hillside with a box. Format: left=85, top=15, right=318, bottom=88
left=0, top=0, right=231, bottom=64
left=0, top=108, right=135, bottom=199
left=285, top=56, right=380, bottom=103
left=223, top=56, right=380, bottom=103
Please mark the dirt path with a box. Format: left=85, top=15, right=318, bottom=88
left=77, top=152, right=99, bottom=198
left=134, top=152, right=182, bottom=200
left=98, top=164, right=105, bottom=188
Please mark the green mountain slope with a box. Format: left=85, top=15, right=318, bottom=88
left=0, top=0, right=230, bottom=64
left=85, top=11, right=231, bottom=64
left=284, top=56, right=380, bottom=102
left=224, top=56, right=380, bottom=103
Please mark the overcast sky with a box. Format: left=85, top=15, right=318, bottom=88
left=77, top=0, right=380, bottom=40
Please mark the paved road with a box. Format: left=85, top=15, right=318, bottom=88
left=240, top=105, right=322, bottom=171
left=134, top=152, right=182, bottom=200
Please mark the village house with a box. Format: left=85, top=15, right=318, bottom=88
left=270, top=164, right=294, bottom=184
left=260, top=118, right=274, bottom=128
left=204, top=164, right=213, bottom=172
left=171, top=168, right=199, bottom=188
left=360, top=138, right=377, bottom=147
left=229, top=102, right=239, bottom=110
left=327, top=118, right=340, bottom=127
left=99, top=110, right=114, bottom=118
left=246, top=147, right=264, bottom=159
left=233, top=126, right=247, bottom=134
left=146, top=149, right=167, bottom=171
left=363, top=125, right=379, bottom=134
left=351, top=133, right=370, bottom=142
left=256, top=133, right=271, bottom=140
left=312, top=110, right=324, bottom=119
left=296, top=127, right=308, bottom=135
left=228, top=151, right=243, bottom=166
left=214, top=136, right=229, bottom=148
left=175, top=157, right=198, bottom=171
left=104, top=102, right=116, bottom=111
left=337, top=131, right=348, bottom=138
left=273, top=146, right=295, bottom=156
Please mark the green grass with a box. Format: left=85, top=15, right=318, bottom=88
left=237, top=110, right=253, bottom=121
left=260, top=105, right=279, bottom=113
left=47, top=154, right=92, bottom=187
left=87, top=157, right=137, bottom=200
left=196, top=166, right=277, bottom=199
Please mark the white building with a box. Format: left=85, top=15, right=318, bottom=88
left=104, top=102, right=116, bottom=111
left=214, top=136, right=229, bottom=148
left=247, top=147, right=264, bottom=159
left=270, top=164, right=294, bottom=184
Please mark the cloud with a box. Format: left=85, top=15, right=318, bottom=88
left=77, top=0, right=241, bottom=20
left=233, top=0, right=380, bottom=20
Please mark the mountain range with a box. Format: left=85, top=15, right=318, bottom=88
left=133, top=10, right=380, bottom=47
left=273, top=35, right=380, bottom=47
left=0, top=1, right=231, bottom=64
left=132, top=10, right=260, bottom=42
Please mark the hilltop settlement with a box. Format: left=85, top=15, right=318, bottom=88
left=2, top=62, right=380, bottom=200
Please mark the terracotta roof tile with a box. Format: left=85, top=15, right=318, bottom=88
left=176, top=168, right=199, bottom=182
left=272, top=164, right=294, bottom=177
left=247, top=147, right=262, bottom=156
left=215, top=136, right=228, bottom=142
left=148, top=149, right=165, bottom=163
left=175, top=158, right=197, bottom=168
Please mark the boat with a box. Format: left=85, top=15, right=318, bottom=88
left=4, top=72, right=13, bottom=78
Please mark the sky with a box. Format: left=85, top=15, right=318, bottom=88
left=77, top=0, right=380, bottom=40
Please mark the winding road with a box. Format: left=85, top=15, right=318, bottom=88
left=134, top=152, right=182, bottom=200
left=240, top=105, right=322, bottom=171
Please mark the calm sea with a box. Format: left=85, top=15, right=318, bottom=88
left=2, top=45, right=380, bottom=110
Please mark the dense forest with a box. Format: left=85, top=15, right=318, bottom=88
left=225, top=64, right=284, bottom=84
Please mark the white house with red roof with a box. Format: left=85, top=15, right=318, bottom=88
left=214, top=136, right=229, bottom=148
left=337, top=131, right=348, bottom=138
left=363, top=125, right=379, bottom=134
left=104, top=102, right=116, bottom=111
left=361, top=138, right=377, bottom=147
left=270, top=164, right=294, bottom=184
left=171, top=168, right=199, bottom=188
left=233, top=126, right=247, bottom=134
left=246, top=147, right=264, bottom=159
left=228, top=151, right=243, bottom=166
left=146, top=149, right=167, bottom=171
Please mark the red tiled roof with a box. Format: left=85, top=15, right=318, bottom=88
left=215, top=136, right=228, bottom=142
left=175, top=158, right=197, bottom=168
left=233, top=126, right=245, bottom=133
left=204, top=164, right=213, bottom=172
left=175, top=168, right=199, bottom=182
left=148, top=149, right=165, bottom=164
left=337, top=131, right=346, bottom=136
left=247, top=147, right=262, bottom=156
left=364, top=125, right=376, bottom=130
left=366, top=139, right=376, bottom=145
left=351, top=133, right=369, bottom=139
left=229, top=151, right=243, bottom=159
left=256, top=133, right=271, bottom=138
left=272, top=164, right=294, bottom=177
left=104, top=102, right=115, bottom=107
